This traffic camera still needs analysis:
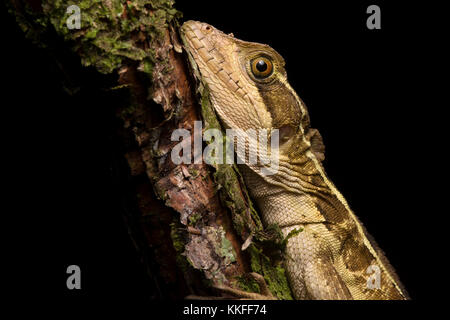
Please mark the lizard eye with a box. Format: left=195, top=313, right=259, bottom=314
left=251, top=57, right=273, bottom=78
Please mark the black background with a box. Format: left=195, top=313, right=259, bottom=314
left=3, top=0, right=438, bottom=314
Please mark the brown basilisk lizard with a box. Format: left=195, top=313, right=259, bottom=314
left=180, top=21, right=408, bottom=300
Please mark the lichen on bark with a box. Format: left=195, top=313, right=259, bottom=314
left=43, top=0, right=180, bottom=73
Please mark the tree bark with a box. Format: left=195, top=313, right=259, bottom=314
left=9, top=0, right=293, bottom=299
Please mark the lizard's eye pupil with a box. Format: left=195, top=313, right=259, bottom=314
left=251, top=56, right=273, bottom=78
left=256, top=60, right=267, bottom=72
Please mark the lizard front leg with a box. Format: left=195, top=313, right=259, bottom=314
left=282, top=225, right=352, bottom=300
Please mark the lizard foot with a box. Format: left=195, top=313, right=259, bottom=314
left=185, top=273, right=276, bottom=300
left=213, top=272, right=276, bottom=300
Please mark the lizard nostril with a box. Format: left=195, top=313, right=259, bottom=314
left=203, top=25, right=213, bottom=33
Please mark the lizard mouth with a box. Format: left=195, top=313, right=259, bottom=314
left=179, top=20, right=217, bottom=62
left=179, top=21, right=251, bottom=112
left=180, top=20, right=239, bottom=78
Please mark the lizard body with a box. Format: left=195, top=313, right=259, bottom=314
left=180, top=21, right=408, bottom=300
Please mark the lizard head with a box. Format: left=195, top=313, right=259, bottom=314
left=181, top=21, right=324, bottom=178
left=180, top=21, right=311, bottom=143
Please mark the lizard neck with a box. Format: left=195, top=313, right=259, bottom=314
left=238, top=153, right=342, bottom=227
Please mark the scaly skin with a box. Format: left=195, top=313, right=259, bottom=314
left=180, top=21, right=408, bottom=300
